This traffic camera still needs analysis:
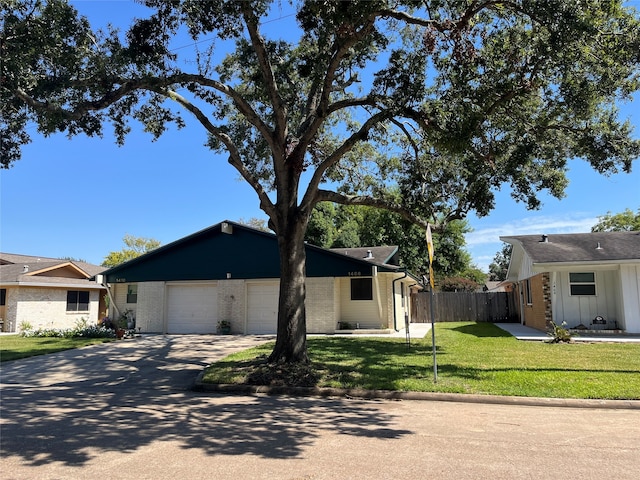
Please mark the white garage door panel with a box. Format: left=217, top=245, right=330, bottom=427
left=247, top=283, right=279, bottom=334
left=167, top=284, right=217, bottom=334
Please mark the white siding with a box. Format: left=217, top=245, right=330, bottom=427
left=553, top=270, right=619, bottom=327
left=338, top=277, right=381, bottom=329
left=620, top=265, right=640, bottom=333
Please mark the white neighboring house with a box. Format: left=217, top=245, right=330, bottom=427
left=501, top=232, right=640, bottom=333
left=97, top=221, right=420, bottom=335
left=0, top=253, right=106, bottom=332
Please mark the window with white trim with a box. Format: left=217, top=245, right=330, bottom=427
left=524, top=279, right=532, bottom=305
left=569, top=272, right=596, bottom=296
left=126, top=284, right=138, bottom=303
left=67, top=291, right=89, bottom=312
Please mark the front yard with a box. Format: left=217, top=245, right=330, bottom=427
left=202, top=322, right=640, bottom=400
left=0, top=335, right=114, bottom=362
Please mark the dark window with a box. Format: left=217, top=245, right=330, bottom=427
left=569, top=272, right=596, bottom=296
left=524, top=279, right=532, bottom=305
left=67, top=291, right=89, bottom=311
left=126, top=284, right=138, bottom=304
left=0, top=288, right=6, bottom=306
left=351, top=278, right=373, bottom=300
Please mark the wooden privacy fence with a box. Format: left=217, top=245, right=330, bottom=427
left=411, top=291, right=519, bottom=323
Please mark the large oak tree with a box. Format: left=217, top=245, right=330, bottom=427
left=2, top=0, right=639, bottom=363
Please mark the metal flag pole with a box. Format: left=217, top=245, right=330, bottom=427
left=426, top=224, right=438, bottom=383
left=430, top=271, right=437, bottom=382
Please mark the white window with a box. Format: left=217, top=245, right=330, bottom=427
left=67, top=291, right=89, bottom=312
left=126, top=284, right=138, bottom=303
left=524, top=279, right=532, bottom=305
left=569, top=272, right=596, bottom=296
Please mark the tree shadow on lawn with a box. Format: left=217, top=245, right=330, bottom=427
left=308, top=338, right=447, bottom=388
left=0, top=336, right=412, bottom=467
left=450, top=323, right=514, bottom=338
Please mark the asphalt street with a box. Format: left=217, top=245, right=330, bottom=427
left=1, top=335, right=639, bottom=480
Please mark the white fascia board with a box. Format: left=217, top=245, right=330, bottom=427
left=532, top=260, right=640, bottom=273
left=14, top=281, right=107, bottom=290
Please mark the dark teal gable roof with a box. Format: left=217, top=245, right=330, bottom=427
left=100, top=221, right=404, bottom=284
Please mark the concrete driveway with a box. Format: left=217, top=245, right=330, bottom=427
left=1, top=334, right=640, bottom=480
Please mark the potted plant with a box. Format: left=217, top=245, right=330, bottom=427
left=217, top=320, right=232, bottom=335
left=115, top=309, right=134, bottom=339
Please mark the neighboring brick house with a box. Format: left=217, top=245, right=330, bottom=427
left=0, top=253, right=106, bottom=332
left=98, top=221, right=419, bottom=335
left=501, top=232, right=640, bottom=333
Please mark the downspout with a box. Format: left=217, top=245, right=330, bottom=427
left=392, top=270, right=408, bottom=331
left=517, top=281, right=525, bottom=325
left=102, top=280, right=121, bottom=319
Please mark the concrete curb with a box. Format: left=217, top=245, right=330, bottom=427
left=193, top=373, right=640, bottom=410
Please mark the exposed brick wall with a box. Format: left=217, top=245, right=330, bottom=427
left=522, top=273, right=552, bottom=331
left=306, top=277, right=337, bottom=333
left=217, top=280, right=245, bottom=333
left=12, top=287, right=100, bottom=331
left=136, top=282, right=165, bottom=333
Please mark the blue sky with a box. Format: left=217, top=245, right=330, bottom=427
left=1, top=1, right=639, bottom=272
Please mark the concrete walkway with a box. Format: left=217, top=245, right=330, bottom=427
left=495, top=322, right=640, bottom=343
left=325, top=322, right=640, bottom=343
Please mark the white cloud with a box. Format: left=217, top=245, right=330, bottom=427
left=466, top=213, right=598, bottom=246
left=464, top=213, right=600, bottom=272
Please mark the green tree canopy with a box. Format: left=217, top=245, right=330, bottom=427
left=3, top=0, right=639, bottom=363
left=102, top=235, right=161, bottom=267
left=306, top=202, right=485, bottom=283
left=488, top=243, right=513, bottom=281
left=591, top=208, right=640, bottom=232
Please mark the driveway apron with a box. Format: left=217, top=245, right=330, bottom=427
left=1, top=334, right=640, bottom=480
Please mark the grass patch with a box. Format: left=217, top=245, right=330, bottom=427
left=202, top=322, right=640, bottom=400
left=0, top=335, right=114, bottom=362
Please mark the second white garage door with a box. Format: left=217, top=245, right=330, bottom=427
left=167, top=284, right=218, bottom=334
left=247, top=282, right=279, bottom=334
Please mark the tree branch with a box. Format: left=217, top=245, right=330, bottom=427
left=300, top=110, right=391, bottom=213
left=157, top=87, right=276, bottom=219
left=241, top=3, right=286, bottom=141
left=315, top=190, right=434, bottom=229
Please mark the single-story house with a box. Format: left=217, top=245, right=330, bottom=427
left=501, top=232, right=640, bottom=333
left=0, top=253, right=107, bottom=332
left=98, top=221, right=420, bottom=334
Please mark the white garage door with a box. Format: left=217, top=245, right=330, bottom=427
left=247, top=282, right=279, bottom=334
left=167, top=284, right=218, bottom=334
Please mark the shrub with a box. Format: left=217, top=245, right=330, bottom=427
left=548, top=321, right=573, bottom=343
left=440, top=276, right=479, bottom=292
left=20, top=323, right=115, bottom=339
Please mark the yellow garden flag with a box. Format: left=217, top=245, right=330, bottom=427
left=426, top=224, right=435, bottom=289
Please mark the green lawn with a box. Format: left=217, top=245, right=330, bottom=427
left=0, top=335, right=114, bottom=362
left=202, top=322, right=640, bottom=400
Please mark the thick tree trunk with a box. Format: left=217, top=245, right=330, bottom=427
left=267, top=219, right=309, bottom=363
